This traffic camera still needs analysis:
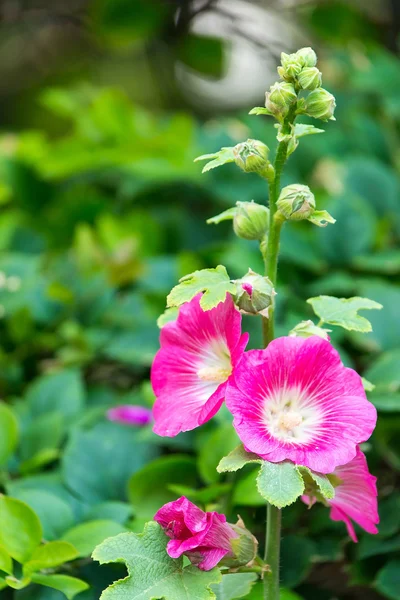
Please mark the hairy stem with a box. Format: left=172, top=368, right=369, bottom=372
left=262, top=105, right=297, bottom=600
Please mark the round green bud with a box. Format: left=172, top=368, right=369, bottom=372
left=305, top=88, right=336, bottom=121
left=233, top=269, right=276, bottom=318
left=280, top=52, right=302, bottom=80
left=221, top=518, right=258, bottom=569
left=277, top=184, right=316, bottom=220
left=233, top=139, right=270, bottom=174
left=297, top=67, right=322, bottom=90
left=233, top=201, right=270, bottom=241
left=296, top=47, right=317, bottom=68
left=265, top=82, right=297, bottom=117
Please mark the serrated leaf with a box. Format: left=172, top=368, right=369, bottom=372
left=249, top=107, right=273, bottom=116
left=157, top=306, right=179, bottom=328
left=206, top=207, right=237, bottom=225
left=30, top=574, right=89, bottom=600
left=194, top=147, right=235, bottom=173
left=23, top=541, right=78, bottom=575
left=307, top=295, right=383, bottom=332
left=211, top=573, right=258, bottom=600
left=167, top=265, right=236, bottom=310
left=307, top=210, right=336, bottom=227
left=217, top=445, right=261, bottom=473
left=293, top=124, right=325, bottom=137
left=92, top=521, right=221, bottom=600
left=297, top=467, right=335, bottom=500
left=289, top=320, right=331, bottom=340
left=256, top=461, right=304, bottom=508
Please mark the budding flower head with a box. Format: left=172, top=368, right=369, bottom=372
left=221, top=517, right=258, bottom=569
left=277, top=184, right=316, bottom=221
left=297, top=67, right=322, bottom=90
left=233, top=201, right=269, bottom=241
left=233, top=139, right=270, bottom=175
left=305, top=88, right=336, bottom=121
left=265, top=82, right=297, bottom=117
left=279, top=52, right=302, bottom=81
left=233, top=269, right=275, bottom=318
left=296, top=47, right=317, bottom=68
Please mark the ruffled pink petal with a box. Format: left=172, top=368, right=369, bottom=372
left=197, top=547, right=230, bottom=570
left=226, top=336, right=377, bottom=473
left=152, top=294, right=247, bottom=436
left=329, top=447, right=379, bottom=541
left=154, top=497, right=208, bottom=537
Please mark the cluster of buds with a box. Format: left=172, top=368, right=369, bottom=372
left=233, top=139, right=274, bottom=180
left=265, top=47, right=336, bottom=122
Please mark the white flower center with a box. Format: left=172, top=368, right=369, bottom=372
left=263, top=386, right=321, bottom=444
left=197, top=366, right=232, bottom=382
left=195, top=339, right=232, bottom=397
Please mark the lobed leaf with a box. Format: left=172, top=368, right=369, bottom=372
left=297, top=466, right=335, bottom=500
left=194, top=147, right=235, bottom=173
left=92, top=521, right=221, bottom=600
left=211, top=573, right=258, bottom=600
left=307, top=295, right=383, bottom=332
left=217, top=445, right=261, bottom=473
left=167, top=265, right=236, bottom=310
left=256, top=461, right=304, bottom=508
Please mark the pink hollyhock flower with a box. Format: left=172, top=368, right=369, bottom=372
left=225, top=336, right=377, bottom=473
left=303, top=448, right=379, bottom=541
left=154, top=496, right=238, bottom=570
left=151, top=294, right=248, bottom=436
left=107, top=405, right=153, bottom=426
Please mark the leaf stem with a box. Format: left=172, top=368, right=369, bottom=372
left=262, top=105, right=297, bottom=600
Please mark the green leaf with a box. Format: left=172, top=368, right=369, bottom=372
left=85, top=501, right=133, bottom=525
left=23, top=542, right=78, bottom=575
left=157, top=306, right=179, bottom=328
left=281, top=536, right=316, bottom=588
left=92, top=522, right=221, bottom=600
left=375, top=560, right=400, bottom=600
left=0, top=496, right=42, bottom=563
left=370, top=393, right=400, bottom=412
left=26, top=369, right=85, bottom=419
left=206, top=207, right=237, bottom=225
left=5, top=575, right=31, bottom=590
left=362, top=377, right=375, bottom=392
left=364, top=349, right=400, bottom=393
left=194, top=148, right=235, bottom=173
left=0, top=545, right=13, bottom=575
left=199, top=425, right=240, bottom=483
left=307, top=295, right=383, bottom=332
left=167, top=266, right=236, bottom=310
left=289, top=320, right=331, bottom=340
left=233, top=469, right=265, bottom=507
left=297, top=467, right=335, bottom=500
left=62, top=520, right=126, bottom=558
left=293, top=124, right=325, bottom=137
left=128, top=455, right=197, bottom=520
left=0, top=403, right=18, bottom=466
left=211, top=573, right=258, bottom=600
left=30, top=574, right=89, bottom=600
left=307, top=210, right=336, bottom=227
left=217, top=445, right=261, bottom=474
left=256, top=461, right=304, bottom=508
left=249, top=107, right=272, bottom=116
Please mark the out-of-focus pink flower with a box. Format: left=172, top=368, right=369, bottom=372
left=154, top=496, right=238, bottom=570
left=324, top=447, right=378, bottom=541
left=151, top=294, right=248, bottom=437
left=107, top=405, right=153, bottom=426
left=225, top=336, right=377, bottom=474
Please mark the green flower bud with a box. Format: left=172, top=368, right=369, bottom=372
left=297, top=67, right=322, bottom=90
left=280, top=52, right=302, bottom=80
left=221, top=517, right=258, bottom=568
left=233, top=139, right=270, bottom=174
left=305, top=88, right=336, bottom=121
left=277, top=184, right=316, bottom=221
left=233, top=201, right=270, bottom=241
left=295, top=47, right=317, bottom=68
left=233, top=269, right=276, bottom=318
left=265, top=82, right=297, bottom=117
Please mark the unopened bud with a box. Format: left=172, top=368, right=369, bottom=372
left=277, top=184, right=316, bottom=221
left=233, top=201, right=269, bottom=241
left=233, top=269, right=275, bottom=318
left=265, top=82, right=297, bottom=117
left=305, top=88, right=336, bottom=121
left=221, top=517, right=258, bottom=568
left=296, top=47, right=317, bottom=68
left=280, top=53, right=302, bottom=80
left=297, top=67, right=322, bottom=90
left=233, top=139, right=270, bottom=175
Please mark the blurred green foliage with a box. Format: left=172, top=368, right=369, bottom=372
left=0, top=0, right=400, bottom=598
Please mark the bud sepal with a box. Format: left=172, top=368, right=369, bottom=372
left=233, top=139, right=272, bottom=178
left=277, top=184, right=316, bottom=221
left=233, top=269, right=276, bottom=317
left=305, top=88, right=336, bottom=121
left=220, top=517, right=258, bottom=569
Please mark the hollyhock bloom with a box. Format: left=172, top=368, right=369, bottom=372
left=107, top=405, right=153, bottom=427
left=303, top=448, right=378, bottom=541
left=154, top=496, right=238, bottom=570
left=151, top=293, right=248, bottom=436
left=225, top=336, right=377, bottom=473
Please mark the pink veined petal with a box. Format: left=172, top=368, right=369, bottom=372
left=330, top=505, right=358, bottom=542
left=197, top=547, right=230, bottom=571
left=151, top=293, right=247, bottom=436
left=226, top=336, right=377, bottom=473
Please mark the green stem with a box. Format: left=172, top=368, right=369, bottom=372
left=262, top=106, right=297, bottom=600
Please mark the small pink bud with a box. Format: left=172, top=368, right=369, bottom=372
left=107, top=405, right=153, bottom=427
